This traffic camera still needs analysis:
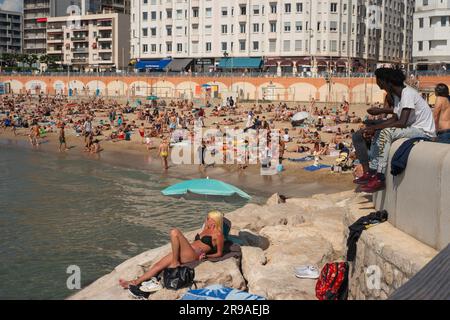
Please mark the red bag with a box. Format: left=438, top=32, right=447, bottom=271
left=315, top=262, right=349, bottom=300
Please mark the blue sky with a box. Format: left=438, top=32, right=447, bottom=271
left=0, top=0, right=23, bottom=12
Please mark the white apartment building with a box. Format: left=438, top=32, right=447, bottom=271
left=413, top=0, right=450, bottom=71
left=130, top=0, right=414, bottom=74
left=46, top=12, right=130, bottom=72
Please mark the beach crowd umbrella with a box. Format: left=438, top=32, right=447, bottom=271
left=161, top=178, right=251, bottom=200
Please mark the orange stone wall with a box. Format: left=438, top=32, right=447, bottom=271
left=1, top=74, right=449, bottom=104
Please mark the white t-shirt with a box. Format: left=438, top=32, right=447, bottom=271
left=394, top=86, right=436, bottom=137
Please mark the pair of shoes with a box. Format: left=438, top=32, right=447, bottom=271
left=294, top=265, right=320, bottom=279
left=353, top=172, right=372, bottom=185
left=128, top=285, right=151, bottom=300
left=360, top=175, right=386, bottom=193
left=140, top=277, right=162, bottom=293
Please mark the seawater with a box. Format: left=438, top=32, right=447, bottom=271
left=0, top=144, right=262, bottom=299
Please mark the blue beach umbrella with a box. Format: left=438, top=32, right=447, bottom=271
left=162, top=178, right=251, bottom=200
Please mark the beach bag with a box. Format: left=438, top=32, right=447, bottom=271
left=162, top=266, right=195, bottom=290
left=315, top=262, right=349, bottom=300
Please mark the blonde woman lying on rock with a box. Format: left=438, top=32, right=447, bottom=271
left=119, top=211, right=225, bottom=289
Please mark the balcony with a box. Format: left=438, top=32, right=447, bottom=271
left=98, top=47, right=112, bottom=52
left=71, top=37, right=88, bottom=42
left=24, top=34, right=47, bottom=40
left=47, top=38, right=63, bottom=43
left=268, top=32, right=277, bottom=39
left=268, top=13, right=278, bottom=21
left=238, top=15, right=247, bottom=23
left=72, top=58, right=87, bottom=64
left=98, top=59, right=113, bottom=64
left=47, top=48, right=62, bottom=54
left=72, top=47, right=89, bottom=53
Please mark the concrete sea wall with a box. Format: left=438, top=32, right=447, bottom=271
left=1, top=74, right=449, bottom=104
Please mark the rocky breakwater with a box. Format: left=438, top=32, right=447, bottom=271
left=69, top=190, right=358, bottom=300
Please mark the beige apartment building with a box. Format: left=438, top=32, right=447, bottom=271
left=130, top=0, right=414, bottom=74
left=46, top=12, right=130, bottom=72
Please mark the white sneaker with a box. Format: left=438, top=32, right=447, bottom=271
left=294, top=265, right=319, bottom=279
left=140, top=278, right=162, bottom=293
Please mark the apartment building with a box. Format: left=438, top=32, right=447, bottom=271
left=0, top=10, right=22, bottom=54
left=130, top=0, right=414, bottom=74
left=413, top=0, right=450, bottom=71
left=24, top=0, right=130, bottom=55
left=46, top=12, right=130, bottom=72
left=101, top=0, right=131, bottom=14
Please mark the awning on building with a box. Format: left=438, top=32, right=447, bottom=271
left=167, top=58, right=194, bottom=72
left=218, top=57, right=263, bottom=69
left=135, top=59, right=172, bottom=70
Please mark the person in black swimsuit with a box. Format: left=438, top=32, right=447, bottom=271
left=119, top=211, right=225, bottom=289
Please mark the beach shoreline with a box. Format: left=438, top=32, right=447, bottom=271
left=0, top=130, right=355, bottom=199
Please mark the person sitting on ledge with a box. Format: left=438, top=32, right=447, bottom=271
left=433, top=83, right=450, bottom=144
left=360, top=68, right=436, bottom=193
left=119, top=211, right=225, bottom=289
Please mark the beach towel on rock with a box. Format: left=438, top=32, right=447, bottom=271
left=182, top=241, right=242, bottom=269
left=180, top=284, right=266, bottom=300
left=304, top=164, right=331, bottom=172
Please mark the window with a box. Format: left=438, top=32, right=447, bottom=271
left=142, top=12, right=148, bottom=21
left=253, top=5, right=260, bottom=15
left=441, top=16, right=447, bottom=27
left=295, top=40, right=302, bottom=51
left=239, top=40, right=246, bottom=51
left=176, top=26, right=183, bottom=36
left=222, top=25, right=228, bottom=34
left=330, top=3, right=338, bottom=13
left=295, top=21, right=303, bottom=32
left=205, top=25, right=212, bottom=35
left=330, top=21, right=337, bottom=31
left=285, top=3, right=291, bottom=13
left=270, top=3, right=277, bottom=13
left=317, top=40, right=321, bottom=52
left=151, top=28, right=156, bottom=36
left=343, top=22, right=347, bottom=34
left=296, top=3, right=303, bottom=13
left=240, top=5, right=246, bottom=15
left=206, top=8, right=212, bottom=18
left=253, top=41, right=259, bottom=51
left=151, top=11, right=157, bottom=20
left=166, top=26, right=172, bottom=36
left=284, top=22, right=291, bottom=32
left=222, top=7, right=228, bottom=16
left=270, top=22, right=276, bottom=32
left=222, top=42, right=227, bottom=51
left=143, top=44, right=148, bottom=53
left=167, top=10, right=172, bottom=19
left=192, top=8, right=198, bottom=17
left=240, top=23, right=246, bottom=33
left=253, top=23, right=259, bottom=33
left=283, top=40, right=290, bottom=51
left=206, top=42, right=212, bottom=52
left=166, top=42, right=172, bottom=52
left=177, top=43, right=182, bottom=52
left=151, top=44, right=156, bottom=53
left=418, top=41, right=423, bottom=51
left=269, top=39, right=276, bottom=52
left=330, top=40, right=337, bottom=52
left=192, top=42, right=198, bottom=53
left=419, top=18, right=424, bottom=28
left=142, top=28, right=148, bottom=37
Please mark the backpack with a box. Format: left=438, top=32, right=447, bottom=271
left=162, top=266, right=195, bottom=290
left=315, top=262, right=349, bottom=300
